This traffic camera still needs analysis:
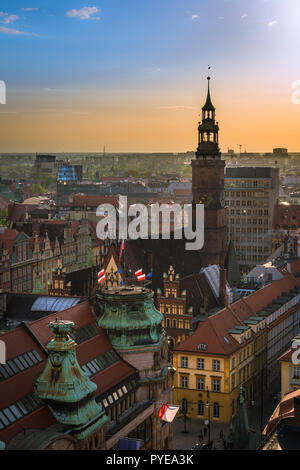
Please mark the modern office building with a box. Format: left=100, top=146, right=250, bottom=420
left=225, top=167, right=280, bottom=271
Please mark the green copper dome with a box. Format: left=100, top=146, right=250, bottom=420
left=97, top=286, right=165, bottom=351
left=35, top=320, right=108, bottom=433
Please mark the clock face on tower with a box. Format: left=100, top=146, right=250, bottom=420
left=219, top=190, right=226, bottom=208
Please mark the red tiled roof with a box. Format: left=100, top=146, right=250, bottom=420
left=243, top=273, right=299, bottom=313
left=92, top=361, right=136, bottom=396
left=278, top=348, right=293, bottom=362
left=28, top=300, right=104, bottom=347
left=0, top=405, right=55, bottom=445
left=175, top=273, right=300, bottom=356
left=0, top=299, right=137, bottom=446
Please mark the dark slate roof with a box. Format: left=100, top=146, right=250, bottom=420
left=66, top=266, right=99, bottom=297
left=124, top=237, right=204, bottom=294
left=225, top=239, right=241, bottom=287
left=202, top=79, right=215, bottom=111
left=180, top=272, right=220, bottom=315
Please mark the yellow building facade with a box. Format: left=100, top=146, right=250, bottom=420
left=173, top=344, right=255, bottom=424
left=172, top=305, right=268, bottom=424
left=279, top=335, right=300, bottom=398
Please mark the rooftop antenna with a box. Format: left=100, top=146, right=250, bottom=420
left=238, top=144, right=242, bottom=156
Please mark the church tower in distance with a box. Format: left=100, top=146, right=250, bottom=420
left=192, top=75, right=228, bottom=267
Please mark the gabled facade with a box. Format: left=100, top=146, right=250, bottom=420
left=156, top=266, right=192, bottom=346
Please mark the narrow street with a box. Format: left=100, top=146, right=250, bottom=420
left=172, top=381, right=281, bottom=450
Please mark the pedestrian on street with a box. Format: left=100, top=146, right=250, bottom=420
left=219, top=429, right=223, bottom=439
left=251, top=399, right=255, bottom=407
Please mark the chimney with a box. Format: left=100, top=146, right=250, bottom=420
left=219, top=268, right=227, bottom=307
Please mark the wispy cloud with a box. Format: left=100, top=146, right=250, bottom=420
left=20, top=8, right=39, bottom=11
left=1, top=14, right=19, bottom=24
left=0, top=26, right=24, bottom=34
left=66, top=7, right=100, bottom=20
left=191, top=14, right=200, bottom=20
left=267, top=20, right=278, bottom=27
left=241, top=13, right=248, bottom=19
left=0, top=25, right=38, bottom=35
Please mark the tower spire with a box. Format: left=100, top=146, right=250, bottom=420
left=203, top=76, right=215, bottom=112
left=203, top=66, right=215, bottom=112
left=196, top=74, right=220, bottom=159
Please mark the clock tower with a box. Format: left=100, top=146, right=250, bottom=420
left=192, top=75, right=228, bottom=267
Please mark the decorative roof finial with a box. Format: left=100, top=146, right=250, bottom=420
left=207, top=64, right=211, bottom=80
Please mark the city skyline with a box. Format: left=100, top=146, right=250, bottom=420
left=0, top=0, right=299, bottom=153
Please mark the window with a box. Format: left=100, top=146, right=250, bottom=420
left=181, top=357, right=188, bottom=368
left=0, top=349, right=43, bottom=382
left=0, top=392, right=43, bottom=430
left=197, top=378, right=204, bottom=390
left=231, top=357, right=235, bottom=369
left=213, top=403, right=220, bottom=418
left=231, top=373, right=235, bottom=390
left=212, top=379, right=220, bottom=392
left=181, top=376, right=188, bottom=388
left=197, top=358, right=204, bottom=370
left=293, top=367, right=300, bottom=379
left=213, top=360, right=220, bottom=371
left=198, top=401, right=204, bottom=416
left=181, top=398, right=188, bottom=414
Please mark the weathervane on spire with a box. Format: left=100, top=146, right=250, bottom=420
left=207, top=65, right=211, bottom=80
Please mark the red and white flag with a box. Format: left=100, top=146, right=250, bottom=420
left=98, top=269, right=105, bottom=279
left=135, top=268, right=143, bottom=277
left=158, top=404, right=180, bottom=423
left=98, top=274, right=106, bottom=284
left=97, top=269, right=106, bottom=284
left=137, top=273, right=146, bottom=282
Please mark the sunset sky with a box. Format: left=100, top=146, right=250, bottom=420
left=0, top=0, right=300, bottom=153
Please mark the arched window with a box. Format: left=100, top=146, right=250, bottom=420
left=198, top=401, right=204, bottom=416
left=213, top=402, right=220, bottom=418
